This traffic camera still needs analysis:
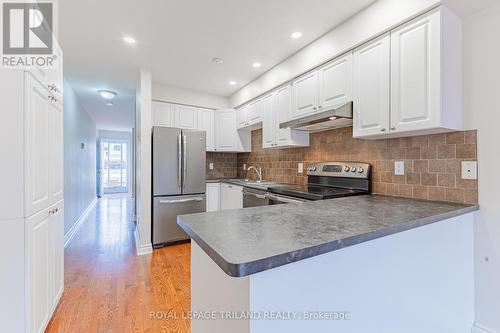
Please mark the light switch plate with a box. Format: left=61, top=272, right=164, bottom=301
left=461, top=161, right=477, bottom=180
left=243, top=163, right=246, bottom=171
left=209, top=162, right=214, bottom=170
left=298, top=163, right=304, bottom=174
left=394, top=161, right=405, bottom=176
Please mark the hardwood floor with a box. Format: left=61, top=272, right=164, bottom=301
left=45, top=194, right=191, bottom=333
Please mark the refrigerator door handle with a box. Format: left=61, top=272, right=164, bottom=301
left=183, top=134, right=187, bottom=189
left=159, top=197, right=204, bottom=204
left=178, top=133, right=182, bottom=188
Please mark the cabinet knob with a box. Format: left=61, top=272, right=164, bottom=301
left=391, top=127, right=396, bottom=130
left=318, top=105, right=322, bottom=108
left=380, top=128, right=386, bottom=132
left=313, top=107, right=317, bottom=110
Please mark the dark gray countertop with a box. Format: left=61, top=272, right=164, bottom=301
left=177, top=195, right=478, bottom=277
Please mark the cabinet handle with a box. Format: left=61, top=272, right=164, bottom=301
left=313, top=107, right=317, bottom=110
left=318, top=105, right=322, bottom=108
left=380, top=128, right=386, bottom=132
left=391, top=127, right=396, bottom=131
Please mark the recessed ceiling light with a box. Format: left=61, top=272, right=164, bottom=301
left=105, top=101, right=114, bottom=107
left=228, top=81, right=237, bottom=86
left=98, top=90, right=117, bottom=99
left=291, top=31, right=303, bottom=39
left=252, top=62, right=262, bottom=68
left=123, top=36, right=136, bottom=44
left=212, top=57, right=224, bottom=64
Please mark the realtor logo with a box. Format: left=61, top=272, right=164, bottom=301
left=1, top=2, right=55, bottom=68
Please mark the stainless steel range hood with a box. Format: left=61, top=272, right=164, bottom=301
left=280, top=101, right=353, bottom=132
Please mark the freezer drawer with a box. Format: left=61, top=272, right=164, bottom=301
left=152, top=194, right=206, bottom=246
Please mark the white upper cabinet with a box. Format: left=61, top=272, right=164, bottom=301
left=261, top=92, right=277, bottom=148
left=25, top=73, right=50, bottom=217
left=390, top=8, right=462, bottom=134
left=237, top=100, right=262, bottom=129
left=197, top=108, right=215, bottom=151
left=175, top=104, right=198, bottom=129
left=291, top=70, right=319, bottom=118
left=353, top=33, right=391, bottom=138
left=214, top=109, right=237, bottom=151
left=152, top=101, right=175, bottom=127
left=247, top=99, right=263, bottom=124
left=318, top=52, right=353, bottom=110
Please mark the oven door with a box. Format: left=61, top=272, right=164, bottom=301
left=265, top=193, right=309, bottom=205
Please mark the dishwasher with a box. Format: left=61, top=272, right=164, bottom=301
left=242, top=187, right=268, bottom=207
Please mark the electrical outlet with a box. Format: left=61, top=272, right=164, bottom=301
left=209, top=162, right=214, bottom=170
left=394, top=161, right=405, bottom=176
left=461, top=161, right=477, bottom=180
left=243, top=163, right=247, bottom=171
left=298, top=163, right=304, bottom=174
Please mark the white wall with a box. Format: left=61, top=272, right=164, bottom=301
left=229, top=0, right=439, bottom=107
left=463, top=4, right=500, bottom=332
left=63, top=80, right=98, bottom=235
left=152, top=82, right=229, bottom=109
left=135, top=70, right=153, bottom=254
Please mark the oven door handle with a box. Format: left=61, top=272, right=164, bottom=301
left=265, top=193, right=306, bottom=204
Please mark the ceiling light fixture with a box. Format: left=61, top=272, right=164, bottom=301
left=228, top=81, right=237, bottom=85
left=212, top=57, right=224, bottom=64
left=123, top=36, right=136, bottom=44
left=291, top=31, right=303, bottom=39
left=98, top=90, right=117, bottom=99
left=252, top=62, right=262, bottom=68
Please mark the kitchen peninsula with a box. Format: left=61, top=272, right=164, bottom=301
left=178, top=195, right=478, bottom=333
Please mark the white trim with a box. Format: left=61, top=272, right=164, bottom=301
left=64, top=197, right=97, bottom=248
left=134, top=227, right=153, bottom=255
left=472, top=323, right=499, bottom=333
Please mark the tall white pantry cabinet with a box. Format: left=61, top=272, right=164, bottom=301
left=0, top=44, right=65, bottom=332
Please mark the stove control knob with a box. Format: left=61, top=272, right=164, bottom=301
left=351, top=167, right=357, bottom=173
left=344, top=166, right=350, bottom=172
left=357, top=167, right=364, bottom=173
left=312, top=166, right=317, bottom=171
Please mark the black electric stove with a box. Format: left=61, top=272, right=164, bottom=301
left=268, top=162, right=371, bottom=201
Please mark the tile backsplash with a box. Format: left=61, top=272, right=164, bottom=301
left=235, top=127, right=478, bottom=204
left=206, top=152, right=238, bottom=179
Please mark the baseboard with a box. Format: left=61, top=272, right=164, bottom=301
left=134, top=227, right=153, bottom=255
left=472, top=323, right=499, bottom=333
left=64, top=197, right=98, bottom=248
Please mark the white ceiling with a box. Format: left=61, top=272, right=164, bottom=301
left=58, top=0, right=377, bottom=130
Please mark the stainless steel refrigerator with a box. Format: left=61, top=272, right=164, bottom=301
left=152, top=126, right=206, bottom=247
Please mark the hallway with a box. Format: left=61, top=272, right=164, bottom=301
left=45, top=195, right=191, bottom=333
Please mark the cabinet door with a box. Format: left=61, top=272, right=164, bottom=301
left=206, top=183, right=220, bottom=212
left=318, top=52, right=353, bottom=109
left=292, top=70, right=319, bottom=118
left=175, top=104, right=198, bottom=129
left=153, top=101, right=175, bottom=127
left=25, top=73, right=51, bottom=217
left=261, top=92, right=276, bottom=148
left=390, top=10, right=441, bottom=133
left=215, top=110, right=236, bottom=151
left=232, top=186, right=243, bottom=209
left=219, top=183, right=233, bottom=210
left=26, top=208, right=51, bottom=333
left=237, top=104, right=248, bottom=128
left=50, top=202, right=64, bottom=310
left=198, top=108, right=215, bottom=151
left=49, top=100, right=64, bottom=204
left=247, top=99, right=262, bottom=124
left=353, top=33, right=391, bottom=138
left=47, top=40, right=64, bottom=102
left=275, top=84, right=292, bottom=145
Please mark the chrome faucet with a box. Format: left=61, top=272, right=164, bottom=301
left=247, top=165, right=263, bottom=182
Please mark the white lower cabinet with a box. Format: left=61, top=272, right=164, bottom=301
left=26, top=200, right=64, bottom=333
left=206, top=183, right=220, bottom=212
left=220, top=183, right=243, bottom=210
